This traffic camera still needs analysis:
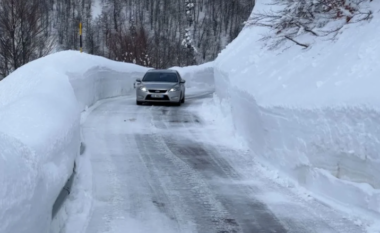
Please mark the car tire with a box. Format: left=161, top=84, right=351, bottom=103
left=181, top=95, right=185, bottom=103
left=136, top=101, right=143, bottom=105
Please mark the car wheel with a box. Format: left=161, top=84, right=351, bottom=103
left=181, top=95, right=185, bottom=103
left=136, top=101, right=142, bottom=105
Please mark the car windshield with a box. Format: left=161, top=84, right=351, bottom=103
left=142, top=72, right=178, bottom=82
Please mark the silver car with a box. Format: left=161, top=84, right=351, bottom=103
left=135, top=69, right=186, bottom=106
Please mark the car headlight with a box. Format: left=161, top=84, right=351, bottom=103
left=140, top=86, right=147, bottom=92
left=170, top=87, right=180, bottom=92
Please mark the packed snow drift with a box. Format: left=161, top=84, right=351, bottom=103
left=0, top=51, right=147, bottom=233
left=213, top=0, right=380, bottom=226
left=1, top=0, right=380, bottom=231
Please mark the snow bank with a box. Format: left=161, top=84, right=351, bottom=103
left=213, top=0, right=380, bottom=224
left=171, top=62, right=214, bottom=95
left=0, top=54, right=79, bottom=233
left=171, top=62, right=214, bottom=88
left=67, top=54, right=147, bottom=111
left=0, top=51, right=147, bottom=233
left=0, top=133, right=43, bottom=232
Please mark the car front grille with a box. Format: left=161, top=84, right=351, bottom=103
left=146, top=95, right=170, bottom=100
left=149, top=89, right=167, bottom=93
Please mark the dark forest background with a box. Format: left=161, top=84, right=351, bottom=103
left=0, top=0, right=255, bottom=79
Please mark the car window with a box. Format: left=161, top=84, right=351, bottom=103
left=142, top=72, right=178, bottom=82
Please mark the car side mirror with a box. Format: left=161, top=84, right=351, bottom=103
left=134, top=78, right=142, bottom=89
left=180, top=79, right=186, bottom=83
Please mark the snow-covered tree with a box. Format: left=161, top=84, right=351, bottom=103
left=246, top=0, right=372, bottom=49
left=0, top=0, right=255, bottom=76
left=0, top=0, right=54, bottom=78
left=182, top=0, right=196, bottom=66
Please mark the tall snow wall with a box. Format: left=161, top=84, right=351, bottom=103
left=0, top=51, right=147, bottom=233
left=213, top=0, right=380, bottom=216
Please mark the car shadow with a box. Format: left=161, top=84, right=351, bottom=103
left=140, top=102, right=185, bottom=107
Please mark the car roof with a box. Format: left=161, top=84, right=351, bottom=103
left=146, top=69, right=177, bottom=73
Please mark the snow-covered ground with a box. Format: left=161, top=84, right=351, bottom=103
left=1, top=0, right=380, bottom=232
left=0, top=51, right=146, bottom=233
left=212, top=0, right=380, bottom=231
left=171, top=62, right=215, bottom=98
left=61, top=92, right=366, bottom=233
left=52, top=62, right=216, bottom=233
left=0, top=52, right=80, bottom=233
left=56, top=53, right=376, bottom=233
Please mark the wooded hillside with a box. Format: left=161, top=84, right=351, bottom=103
left=0, top=0, right=254, bottom=78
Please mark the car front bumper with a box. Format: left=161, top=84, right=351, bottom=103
left=136, top=89, right=181, bottom=103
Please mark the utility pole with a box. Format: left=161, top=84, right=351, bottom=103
left=79, top=22, right=83, bottom=53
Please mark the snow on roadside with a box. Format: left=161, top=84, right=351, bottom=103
left=51, top=55, right=220, bottom=233
left=0, top=53, right=81, bottom=233
left=0, top=133, right=42, bottom=232
left=50, top=140, right=93, bottom=233
left=212, top=0, right=380, bottom=231
left=0, top=50, right=146, bottom=233
left=171, top=62, right=214, bottom=94
left=54, top=62, right=215, bottom=233
left=50, top=52, right=147, bottom=232
left=51, top=96, right=130, bottom=233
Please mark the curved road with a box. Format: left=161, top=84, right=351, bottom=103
left=80, top=93, right=365, bottom=233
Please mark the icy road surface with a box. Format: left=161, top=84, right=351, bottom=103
left=80, top=92, right=365, bottom=233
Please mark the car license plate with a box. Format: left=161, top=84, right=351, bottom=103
left=152, top=94, right=164, bottom=98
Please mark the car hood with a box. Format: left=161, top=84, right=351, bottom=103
left=142, top=82, right=178, bottom=90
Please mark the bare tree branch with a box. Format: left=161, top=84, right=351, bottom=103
left=245, top=0, right=371, bottom=49
left=284, top=36, right=309, bottom=48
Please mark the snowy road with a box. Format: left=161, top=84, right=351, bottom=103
left=80, top=92, right=366, bottom=233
